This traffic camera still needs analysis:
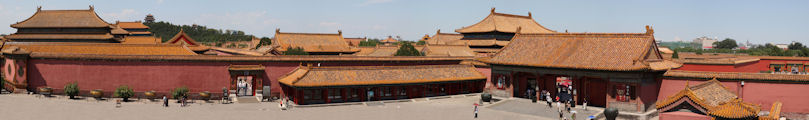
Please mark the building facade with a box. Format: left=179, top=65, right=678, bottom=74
left=480, top=26, right=681, bottom=112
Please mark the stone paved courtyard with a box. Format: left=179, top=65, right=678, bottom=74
left=488, top=98, right=602, bottom=120
left=0, top=94, right=554, bottom=120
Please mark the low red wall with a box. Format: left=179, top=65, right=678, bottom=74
left=27, top=59, right=232, bottom=96
left=659, top=112, right=711, bottom=120
left=25, top=59, right=464, bottom=98
left=675, top=64, right=737, bottom=72
left=660, top=79, right=809, bottom=113
left=741, top=82, right=809, bottom=113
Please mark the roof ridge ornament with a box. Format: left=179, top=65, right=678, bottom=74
left=89, top=5, right=94, bottom=11
left=645, top=25, right=654, bottom=35
left=515, top=26, right=522, bottom=34
left=37, top=6, right=42, bottom=12
left=528, top=12, right=532, bottom=18
left=275, top=28, right=281, bottom=34
left=491, top=7, right=496, bottom=13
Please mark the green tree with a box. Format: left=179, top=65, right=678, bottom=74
left=712, top=38, right=738, bottom=49
left=394, top=42, right=423, bottom=56
left=64, top=82, right=79, bottom=99
left=359, top=39, right=381, bottom=47
left=257, top=37, right=272, bottom=48
left=114, top=85, right=135, bottom=101
left=416, top=40, right=426, bottom=45
left=284, top=47, right=309, bottom=55
left=144, top=21, right=254, bottom=43
left=671, top=50, right=679, bottom=59
left=788, top=42, right=806, bottom=50
left=171, top=86, right=189, bottom=99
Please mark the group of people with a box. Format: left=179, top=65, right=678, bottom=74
left=531, top=87, right=588, bottom=120
left=161, top=95, right=188, bottom=107
left=236, top=80, right=251, bottom=96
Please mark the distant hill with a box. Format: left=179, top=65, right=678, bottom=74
left=144, top=21, right=255, bottom=43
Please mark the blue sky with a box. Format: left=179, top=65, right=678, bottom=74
left=0, top=0, right=806, bottom=44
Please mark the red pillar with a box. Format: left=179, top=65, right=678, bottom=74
left=294, top=89, right=302, bottom=105
left=342, top=88, right=348, bottom=102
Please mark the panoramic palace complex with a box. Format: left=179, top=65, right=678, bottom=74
left=0, top=6, right=807, bottom=120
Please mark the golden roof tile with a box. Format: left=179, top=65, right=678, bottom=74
left=4, top=33, right=114, bottom=40
left=115, top=21, right=149, bottom=29
left=480, top=28, right=672, bottom=71
left=278, top=64, right=486, bottom=87
left=271, top=29, right=358, bottom=53
left=11, top=7, right=110, bottom=28
left=422, top=45, right=475, bottom=57
left=121, top=36, right=161, bottom=44
left=2, top=42, right=196, bottom=55
left=455, top=8, right=555, bottom=34
left=425, top=31, right=463, bottom=45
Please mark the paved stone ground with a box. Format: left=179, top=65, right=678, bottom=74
left=0, top=94, right=549, bottom=120
left=488, top=98, right=601, bottom=120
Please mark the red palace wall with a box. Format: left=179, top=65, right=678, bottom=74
left=659, top=79, right=809, bottom=113
left=675, top=59, right=809, bottom=73
left=674, top=62, right=760, bottom=73
left=741, top=82, right=809, bottom=113
left=23, top=59, right=463, bottom=98
left=27, top=59, right=233, bottom=97
left=659, top=112, right=712, bottom=120
left=476, top=67, right=492, bottom=89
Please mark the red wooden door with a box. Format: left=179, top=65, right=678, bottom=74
left=587, top=78, right=607, bottom=107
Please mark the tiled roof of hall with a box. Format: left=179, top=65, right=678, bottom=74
left=164, top=29, right=210, bottom=51
left=11, top=6, right=111, bottom=28
left=664, top=70, right=809, bottom=82
left=4, top=33, right=115, bottom=40
left=479, top=26, right=681, bottom=71
left=24, top=53, right=473, bottom=62
left=380, top=36, right=399, bottom=43
left=343, top=37, right=365, bottom=47
left=425, top=30, right=463, bottom=45
left=421, top=45, right=476, bottom=57
left=655, top=79, right=760, bottom=119
left=1, top=42, right=197, bottom=56
left=271, top=29, right=359, bottom=53
left=121, top=36, right=162, bottom=44
left=278, top=64, right=486, bottom=87
left=455, top=8, right=556, bottom=34
left=115, top=21, right=150, bottom=29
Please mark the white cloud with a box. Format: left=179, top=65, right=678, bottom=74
left=156, top=0, right=164, bottom=4
left=357, top=0, right=393, bottom=6
left=104, top=9, right=139, bottom=21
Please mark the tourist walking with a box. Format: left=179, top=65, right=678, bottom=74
left=237, top=80, right=245, bottom=96
left=583, top=98, right=588, bottom=111
left=115, top=99, right=122, bottom=108
left=545, top=91, right=552, bottom=108
left=473, top=103, right=479, bottom=118
left=162, top=95, right=168, bottom=107
left=181, top=96, right=188, bottom=107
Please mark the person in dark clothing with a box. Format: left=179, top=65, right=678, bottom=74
left=162, top=95, right=168, bottom=107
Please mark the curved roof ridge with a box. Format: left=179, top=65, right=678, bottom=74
left=12, top=6, right=110, bottom=28
left=456, top=9, right=555, bottom=33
